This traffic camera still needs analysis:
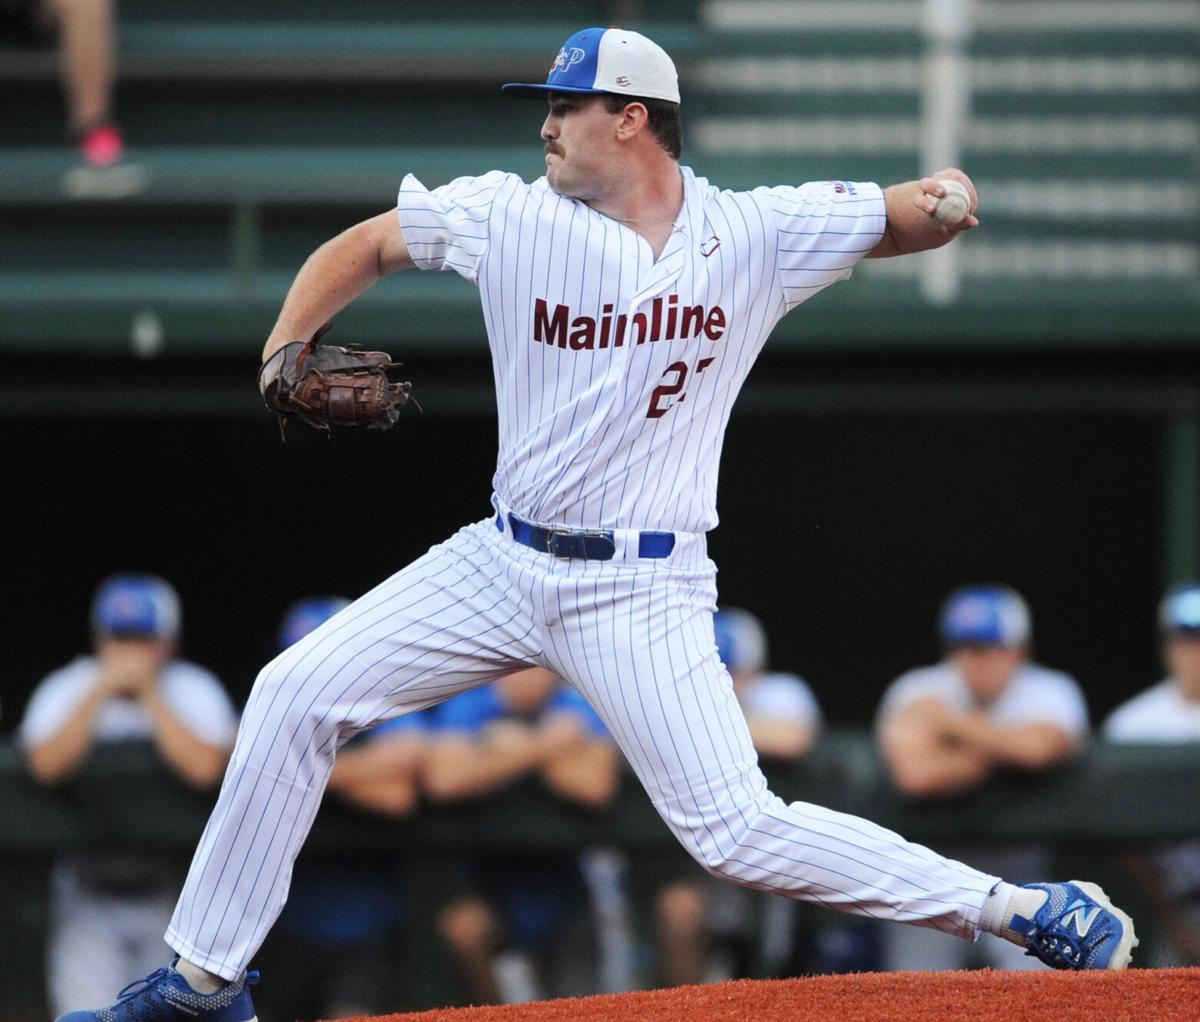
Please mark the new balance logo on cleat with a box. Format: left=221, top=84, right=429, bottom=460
left=1063, top=901, right=1102, bottom=938
left=162, top=994, right=202, bottom=1017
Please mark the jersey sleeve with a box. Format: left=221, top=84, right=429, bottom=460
left=759, top=180, right=886, bottom=312
left=1002, top=671, right=1091, bottom=738
left=743, top=674, right=821, bottom=726
left=876, top=668, right=952, bottom=724
left=18, top=660, right=93, bottom=749
left=395, top=170, right=515, bottom=284
left=1102, top=700, right=1148, bottom=742
left=160, top=663, right=240, bottom=747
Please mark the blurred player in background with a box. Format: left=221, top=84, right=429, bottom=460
left=423, top=667, right=618, bottom=1004
left=1104, top=581, right=1200, bottom=966
left=19, top=575, right=236, bottom=1017
left=652, top=607, right=821, bottom=985
left=876, top=584, right=1089, bottom=970
left=253, top=596, right=430, bottom=1021
left=0, top=0, right=123, bottom=165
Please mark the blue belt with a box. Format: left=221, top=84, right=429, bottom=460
left=499, top=511, right=675, bottom=561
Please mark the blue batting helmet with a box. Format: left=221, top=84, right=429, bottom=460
left=938, top=585, right=1031, bottom=649
left=713, top=607, right=768, bottom=674
left=1159, top=581, right=1200, bottom=636
left=91, top=574, right=181, bottom=640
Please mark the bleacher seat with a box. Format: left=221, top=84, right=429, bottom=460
left=2, top=0, right=1196, bottom=353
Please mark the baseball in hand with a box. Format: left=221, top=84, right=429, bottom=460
left=931, top=179, right=971, bottom=226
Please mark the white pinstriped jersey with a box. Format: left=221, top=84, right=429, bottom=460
left=397, top=168, right=885, bottom=533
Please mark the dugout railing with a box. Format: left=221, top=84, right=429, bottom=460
left=4, top=733, right=1198, bottom=853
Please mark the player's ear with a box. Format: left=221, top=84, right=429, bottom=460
left=614, top=101, right=649, bottom=142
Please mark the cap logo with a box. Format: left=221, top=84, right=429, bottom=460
left=551, top=46, right=587, bottom=74
left=614, top=75, right=632, bottom=87
left=950, top=600, right=989, bottom=630
left=112, top=593, right=140, bottom=615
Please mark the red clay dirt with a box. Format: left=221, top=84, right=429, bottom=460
left=336, top=967, right=1198, bottom=1022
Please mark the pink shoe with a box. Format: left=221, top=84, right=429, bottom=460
left=79, top=123, right=124, bottom=167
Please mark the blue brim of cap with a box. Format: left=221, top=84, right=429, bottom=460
left=501, top=82, right=610, bottom=99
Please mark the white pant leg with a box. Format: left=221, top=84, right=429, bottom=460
left=48, top=868, right=176, bottom=1014
left=48, top=872, right=130, bottom=1015
left=541, top=551, right=999, bottom=942
left=167, top=521, right=540, bottom=980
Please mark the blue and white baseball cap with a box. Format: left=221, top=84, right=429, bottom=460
left=502, top=27, right=680, bottom=104
left=1159, top=582, right=1200, bottom=635
left=91, top=574, right=181, bottom=640
left=938, top=585, right=1031, bottom=648
left=279, top=596, right=351, bottom=651
left=714, top=607, right=768, bottom=675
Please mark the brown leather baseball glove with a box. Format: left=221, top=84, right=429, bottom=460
left=258, top=324, right=414, bottom=435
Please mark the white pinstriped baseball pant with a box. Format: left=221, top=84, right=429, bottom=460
left=165, top=515, right=999, bottom=979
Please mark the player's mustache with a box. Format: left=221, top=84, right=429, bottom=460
left=544, top=143, right=564, bottom=157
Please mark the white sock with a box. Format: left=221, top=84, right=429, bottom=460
left=491, top=950, right=544, bottom=1005
left=174, top=958, right=227, bottom=994
left=978, top=882, right=1049, bottom=947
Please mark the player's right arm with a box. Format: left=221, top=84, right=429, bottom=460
left=21, top=659, right=140, bottom=783
left=422, top=722, right=562, bottom=802
left=539, top=716, right=620, bottom=810
left=23, top=682, right=111, bottom=783
left=878, top=696, right=993, bottom=797
left=328, top=735, right=427, bottom=816
left=942, top=713, right=1081, bottom=771
left=262, top=210, right=415, bottom=361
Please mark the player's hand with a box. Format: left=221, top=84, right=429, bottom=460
left=538, top=713, right=587, bottom=758
left=905, top=696, right=959, bottom=737
left=483, top=719, right=540, bottom=756
left=915, top=169, right=980, bottom=230
left=97, top=642, right=159, bottom=698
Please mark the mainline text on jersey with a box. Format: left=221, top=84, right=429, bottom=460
left=533, top=295, right=727, bottom=351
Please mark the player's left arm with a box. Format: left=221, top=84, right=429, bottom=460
left=947, top=713, right=1082, bottom=770
left=328, top=735, right=426, bottom=817
left=540, top=711, right=620, bottom=810
left=141, top=688, right=231, bottom=789
left=744, top=715, right=817, bottom=760
left=262, top=210, right=415, bottom=361
left=866, top=167, right=979, bottom=259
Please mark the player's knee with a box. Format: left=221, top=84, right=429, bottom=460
left=681, top=818, right=770, bottom=887
left=249, top=651, right=332, bottom=713
left=439, top=897, right=497, bottom=956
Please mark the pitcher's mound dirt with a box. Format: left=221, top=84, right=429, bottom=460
left=336, top=966, right=1199, bottom=1022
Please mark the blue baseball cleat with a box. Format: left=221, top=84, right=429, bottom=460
left=54, top=960, right=258, bottom=1022
left=1015, top=880, right=1138, bottom=970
